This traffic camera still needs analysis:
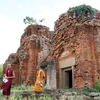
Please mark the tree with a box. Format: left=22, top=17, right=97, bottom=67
left=23, top=16, right=45, bottom=25
left=23, top=16, right=37, bottom=25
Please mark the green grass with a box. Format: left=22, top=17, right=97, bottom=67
left=0, top=64, right=3, bottom=83
left=11, top=84, right=33, bottom=92
left=0, top=84, right=100, bottom=100
left=0, top=85, right=52, bottom=100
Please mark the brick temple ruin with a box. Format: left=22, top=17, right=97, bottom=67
left=3, top=6, right=100, bottom=89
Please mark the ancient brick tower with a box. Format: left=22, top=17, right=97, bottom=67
left=3, top=25, right=52, bottom=85
left=51, top=8, right=100, bottom=89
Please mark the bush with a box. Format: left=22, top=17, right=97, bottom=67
left=71, top=4, right=96, bottom=21
left=94, top=79, right=100, bottom=91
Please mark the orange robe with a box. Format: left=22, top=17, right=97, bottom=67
left=34, top=69, right=45, bottom=92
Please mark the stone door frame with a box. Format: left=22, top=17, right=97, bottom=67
left=59, top=57, right=75, bottom=88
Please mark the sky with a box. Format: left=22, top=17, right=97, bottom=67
left=0, top=0, right=100, bottom=64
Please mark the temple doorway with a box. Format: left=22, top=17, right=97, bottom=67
left=62, top=67, right=72, bottom=88
left=59, top=57, right=75, bottom=88
left=65, top=69, right=72, bottom=88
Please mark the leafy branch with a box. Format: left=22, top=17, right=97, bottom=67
left=23, top=16, right=45, bottom=25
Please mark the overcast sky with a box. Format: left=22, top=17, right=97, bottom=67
left=0, top=0, right=100, bottom=64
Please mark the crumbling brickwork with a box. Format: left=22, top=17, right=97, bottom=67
left=51, top=8, right=100, bottom=88
left=3, top=25, right=52, bottom=85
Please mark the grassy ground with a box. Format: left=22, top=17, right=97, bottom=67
left=0, top=85, right=100, bottom=100
left=0, top=85, right=52, bottom=100
left=0, top=85, right=33, bottom=100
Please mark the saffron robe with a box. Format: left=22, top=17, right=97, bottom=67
left=34, top=69, right=45, bottom=92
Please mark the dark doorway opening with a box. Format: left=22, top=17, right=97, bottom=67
left=65, top=70, right=72, bottom=88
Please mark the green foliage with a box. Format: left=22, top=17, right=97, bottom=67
left=0, top=64, right=3, bottom=83
left=58, top=87, right=100, bottom=96
left=0, top=84, right=100, bottom=100
left=43, top=94, right=52, bottom=100
left=43, top=84, right=48, bottom=91
left=39, top=18, right=45, bottom=23
left=77, top=88, right=99, bottom=96
left=23, top=16, right=37, bottom=25
left=23, top=16, right=45, bottom=25
left=45, top=38, right=52, bottom=44
left=68, top=88, right=80, bottom=93
left=11, top=84, right=33, bottom=92
left=94, top=79, right=100, bottom=91
left=72, top=4, right=96, bottom=21
left=70, top=97, right=81, bottom=100
left=85, top=88, right=99, bottom=92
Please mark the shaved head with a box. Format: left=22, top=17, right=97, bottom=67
left=7, top=64, right=11, bottom=66
left=36, top=65, right=40, bottom=69
left=7, top=64, right=12, bottom=69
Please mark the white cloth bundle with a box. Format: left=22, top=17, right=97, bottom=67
left=3, top=77, right=8, bottom=83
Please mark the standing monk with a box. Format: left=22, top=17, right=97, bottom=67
left=2, top=63, right=15, bottom=100
left=33, top=65, right=45, bottom=95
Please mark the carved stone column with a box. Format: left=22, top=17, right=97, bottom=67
left=47, top=60, right=57, bottom=90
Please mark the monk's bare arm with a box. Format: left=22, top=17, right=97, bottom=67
left=7, top=71, right=15, bottom=79
left=40, top=71, right=45, bottom=83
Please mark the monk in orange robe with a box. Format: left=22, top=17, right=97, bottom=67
left=33, top=65, right=45, bottom=94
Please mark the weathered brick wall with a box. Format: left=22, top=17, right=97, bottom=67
left=17, top=25, right=52, bottom=85
left=52, top=8, right=100, bottom=88
left=3, top=25, right=52, bottom=85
